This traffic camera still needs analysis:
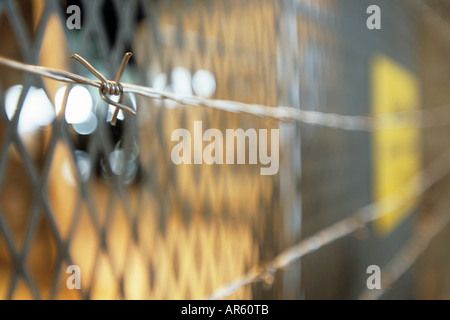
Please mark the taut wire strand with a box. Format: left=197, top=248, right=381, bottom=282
left=3, top=55, right=450, bottom=130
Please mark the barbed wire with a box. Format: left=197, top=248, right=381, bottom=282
left=204, top=147, right=450, bottom=300
left=2, top=55, right=450, bottom=131
left=0, top=50, right=448, bottom=299
left=0, top=0, right=447, bottom=302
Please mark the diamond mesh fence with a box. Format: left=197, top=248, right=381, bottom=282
left=0, top=0, right=287, bottom=300
left=0, top=0, right=448, bottom=300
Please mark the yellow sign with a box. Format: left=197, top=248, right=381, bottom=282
left=372, top=55, right=421, bottom=236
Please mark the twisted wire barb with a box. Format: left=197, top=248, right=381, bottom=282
left=2, top=55, right=450, bottom=130
left=70, top=52, right=134, bottom=125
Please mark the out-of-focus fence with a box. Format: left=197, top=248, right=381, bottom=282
left=0, top=0, right=448, bottom=300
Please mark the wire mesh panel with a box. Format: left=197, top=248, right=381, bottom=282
left=0, top=0, right=286, bottom=299
left=0, top=0, right=449, bottom=301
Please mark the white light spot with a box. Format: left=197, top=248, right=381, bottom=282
left=109, top=150, right=126, bottom=175
left=192, top=70, right=216, bottom=98
left=62, top=160, right=77, bottom=186
left=63, top=150, right=91, bottom=185
left=55, top=86, right=93, bottom=124
left=73, top=112, right=98, bottom=135
left=5, top=85, right=56, bottom=134
left=172, top=67, right=192, bottom=96
left=5, top=85, right=25, bottom=120
left=153, top=73, right=167, bottom=91
left=74, top=150, right=91, bottom=183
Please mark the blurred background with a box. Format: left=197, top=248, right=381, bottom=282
left=0, top=0, right=448, bottom=299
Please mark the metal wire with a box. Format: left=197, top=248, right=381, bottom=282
left=204, top=147, right=450, bottom=300
left=70, top=52, right=134, bottom=125
left=2, top=55, right=450, bottom=131
left=0, top=0, right=448, bottom=300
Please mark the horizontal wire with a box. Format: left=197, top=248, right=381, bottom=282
left=0, top=0, right=447, bottom=301
left=204, top=147, right=450, bottom=300
left=1, top=53, right=448, bottom=298
left=0, top=56, right=100, bottom=87
left=2, top=55, right=450, bottom=131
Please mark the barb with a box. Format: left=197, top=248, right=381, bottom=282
left=2, top=55, right=450, bottom=130
left=111, top=52, right=133, bottom=125
left=204, top=147, right=450, bottom=300
left=70, top=53, right=135, bottom=125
